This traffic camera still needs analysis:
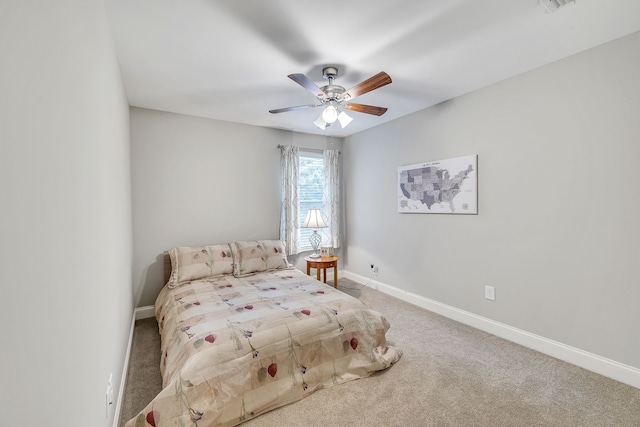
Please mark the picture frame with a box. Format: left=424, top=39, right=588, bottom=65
left=320, top=246, right=333, bottom=256
left=398, top=154, right=478, bottom=214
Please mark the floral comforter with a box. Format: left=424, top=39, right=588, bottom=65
left=125, top=269, right=401, bottom=427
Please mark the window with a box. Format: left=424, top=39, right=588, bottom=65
left=298, top=151, right=324, bottom=250
left=280, top=145, right=340, bottom=256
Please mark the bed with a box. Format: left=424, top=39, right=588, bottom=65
left=125, top=240, right=401, bottom=427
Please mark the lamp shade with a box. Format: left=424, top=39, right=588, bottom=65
left=313, top=115, right=327, bottom=130
left=302, top=208, right=328, bottom=228
left=321, top=105, right=338, bottom=123
left=337, top=111, right=353, bottom=128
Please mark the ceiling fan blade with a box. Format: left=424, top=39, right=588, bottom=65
left=342, top=71, right=392, bottom=100
left=269, top=104, right=317, bottom=114
left=344, top=103, right=388, bottom=116
left=288, top=74, right=328, bottom=99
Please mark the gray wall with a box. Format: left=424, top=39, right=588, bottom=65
left=343, top=31, right=640, bottom=370
left=131, top=108, right=341, bottom=307
left=0, top=1, right=133, bottom=426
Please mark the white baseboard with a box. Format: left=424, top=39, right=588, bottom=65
left=112, top=311, right=136, bottom=427
left=343, top=270, right=640, bottom=390
left=113, top=306, right=156, bottom=427
left=135, top=305, right=155, bottom=320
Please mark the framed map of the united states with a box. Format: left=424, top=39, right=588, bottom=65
left=398, top=155, right=477, bottom=214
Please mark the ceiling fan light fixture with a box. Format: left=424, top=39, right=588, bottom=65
left=337, top=111, right=353, bottom=128
left=313, top=115, right=328, bottom=130
left=321, top=104, right=338, bottom=123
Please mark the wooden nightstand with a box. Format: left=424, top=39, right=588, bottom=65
left=305, top=256, right=339, bottom=288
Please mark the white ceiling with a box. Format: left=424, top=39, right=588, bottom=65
left=104, top=0, right=640, bottom=137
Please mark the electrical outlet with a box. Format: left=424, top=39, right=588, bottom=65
left=105, top=373, right=113, bottom=418
left=485, top=286, right=495, bottom=301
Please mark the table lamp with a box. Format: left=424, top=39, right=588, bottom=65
left=302, top=208, right=327, bottom=258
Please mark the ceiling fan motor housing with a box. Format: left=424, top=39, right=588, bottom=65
left=321, top=67, right=345, bottom=102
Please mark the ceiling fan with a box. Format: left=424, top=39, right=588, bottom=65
left=269, top=66, right=392, bottom=130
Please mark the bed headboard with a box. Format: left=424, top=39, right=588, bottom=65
left=163, top=252, right=172, bottom=285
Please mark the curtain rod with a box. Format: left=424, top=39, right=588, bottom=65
left=277, top=145, right=340, bottom=155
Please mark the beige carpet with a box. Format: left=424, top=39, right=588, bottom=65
left=120, top=279, right=640, bottom=426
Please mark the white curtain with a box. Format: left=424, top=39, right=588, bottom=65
left=279, top=145, right=299, bottom=255
left=323, top=149, right=341, bottom=249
